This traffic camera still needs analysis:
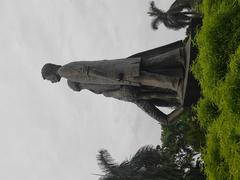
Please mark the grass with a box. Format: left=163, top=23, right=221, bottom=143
left=191, top=0, right=240, bottom=179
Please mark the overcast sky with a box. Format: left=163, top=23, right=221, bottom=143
left=0, top=0, right=185, bottom=179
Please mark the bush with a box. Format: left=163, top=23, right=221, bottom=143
left=193, top=3, right=240, bottom=98
left=222, top=47, right=240, bottom=114
left=191, top=1, right=240, bottom=179
left=196, top=98, right=220, bottom=127
left=203, top=123, right=229, bottom=180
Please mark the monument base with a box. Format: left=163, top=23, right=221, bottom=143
left=183, top=18, right=202, bottom=107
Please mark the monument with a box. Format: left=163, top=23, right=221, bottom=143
left=41, top=39, right=191, bottom=125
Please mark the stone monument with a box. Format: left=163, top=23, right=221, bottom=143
left=41, top=40, right=190, bottom=125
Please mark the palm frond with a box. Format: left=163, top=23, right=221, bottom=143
left=119, top=159, right=130, bottom=168
left=162, top=14, right=189, bottom=30
left=130, top=145, right=160, bottom=166
left=148, top=0, right=197, bottom=30
left=150, top=16, right=162, bottom=30
left=98, top=175, right=121, bottom=180
left=169, top=0, right=192, bottom=12
left=131, top=145, right=156, bottom=160
left=148, top=1, right=164, bottom=15
left=97, top=149, right=119, bottom=175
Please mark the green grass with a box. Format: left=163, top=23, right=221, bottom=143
left=191, top=0, right=240, bottom=179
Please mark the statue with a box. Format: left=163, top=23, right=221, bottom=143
left=41, top=40, right=186, bottom=125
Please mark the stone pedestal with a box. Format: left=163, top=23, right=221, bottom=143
left=183, top=18, right=202, bottom=107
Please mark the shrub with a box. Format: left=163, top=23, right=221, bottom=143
left=222, top=47, right=240, bottom=114
left=196, top=98, right=220, bottom=128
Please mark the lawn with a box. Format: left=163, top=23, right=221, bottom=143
left=191, top=0, right=240, bottom=179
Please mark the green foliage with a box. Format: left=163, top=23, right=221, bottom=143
left=222, top=47, right=240, bottom=114
left=191, top=0, right=240, bottom=179
left=201, top=114, right=240, bottom=180
left=96, top=145, right=183, bottom=180
left=162, top=108, right=205, bottom=152
left=202, top=122, right=229, bottom=180
left=192, top=3, right=240, bottom=100
left=97, top=109, right=206, bottom=179
left=195, top=98, right=220, bottom=127
left=161, top=109, right=205, bottom=179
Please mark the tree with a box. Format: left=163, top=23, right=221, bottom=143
left=161, top=108, right=206, bottom=179
left=148, top=0, right=202, bottom=30
left=96, top=145, right=183, bottom=180
left=96, top=109, right=206, bottom=179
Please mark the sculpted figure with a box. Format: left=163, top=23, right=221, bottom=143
left=41, top=40, right=186, bottom=125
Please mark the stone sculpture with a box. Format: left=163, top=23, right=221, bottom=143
left=41, top=40, right=186, bottom=125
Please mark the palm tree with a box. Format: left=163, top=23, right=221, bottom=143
left=148, top=0, right=202, bottom=30
left=96, top=145, right=183, bottom=180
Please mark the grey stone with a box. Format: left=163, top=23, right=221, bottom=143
left=41, top=40, right=187, bottom=125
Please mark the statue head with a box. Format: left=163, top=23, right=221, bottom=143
left=41, top=63, right=62, bottom=83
